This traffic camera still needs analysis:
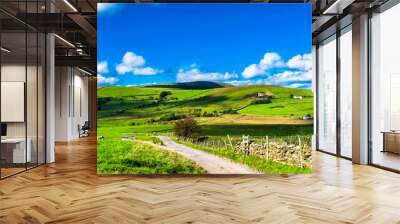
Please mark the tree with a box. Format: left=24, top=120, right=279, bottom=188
left=174, top=118, right=201, bottom=139
left=159, top=91, right=172, bottom=101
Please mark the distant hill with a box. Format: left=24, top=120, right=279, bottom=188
left=144, top=81, right=234, bottom=90
left=98, top=84, right=313, bottom=119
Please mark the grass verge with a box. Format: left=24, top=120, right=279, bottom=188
left=97, top=140, right=207, bottom=174
left=174, top=138, right=312, bottom=174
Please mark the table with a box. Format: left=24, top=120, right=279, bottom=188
left=1, top=138, right=31, bottom=164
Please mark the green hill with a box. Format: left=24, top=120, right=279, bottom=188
left=97, top=83, right=314, bottom=174
left=97, top=84, right=313, bottom=139
left=98, top=84, right=313, bottom=119
left=144, top=81, right=234, bottom=89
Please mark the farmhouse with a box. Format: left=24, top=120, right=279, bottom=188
left=257, top=92, right=267, bottom=97
left=247, top=92, right=273, bottom=99
left=292, top=95, right=303, bottom=99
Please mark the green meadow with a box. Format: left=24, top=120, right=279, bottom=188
left=97, top=82, right=314, bottom=174
left=97, top=140, right=206, bottom=174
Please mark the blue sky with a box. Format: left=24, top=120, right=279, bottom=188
left=97, top=3, right=312, bottom=89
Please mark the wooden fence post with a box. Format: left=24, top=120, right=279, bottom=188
left=227, top=135, right=233, bottom=150
left=265, top=136, right=269, bottom=160
left=298, top=135, right=303, bottom=167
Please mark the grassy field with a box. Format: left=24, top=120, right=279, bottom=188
left=97, top=84, right=313, bottom=119
left=97, top=82, right=314, bottom=174
left=97, top=140, right=206, bottom=174
left=239, top=96, right=313, bottom=116
left=98, top=83, right=313, bottom=138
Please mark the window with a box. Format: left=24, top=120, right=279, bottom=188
left=317, top=35, right=337, bottom=154
left=370, top=3, right=400, bottom=171
left=0, top=2, right=46, bottom=179
left=339, top=26, right=352, bottom=158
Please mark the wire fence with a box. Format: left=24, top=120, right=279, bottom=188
left=178, top=135, right=312, bottom=168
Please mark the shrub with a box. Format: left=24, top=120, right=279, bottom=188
left=192, top=112, right=202, bottom=117
left=151, top=137, right=163, bottom=145
left=174, top=118, right=201, bottom=139
left=202, top=111, right=217, bottom=117
left=159, top=113, right=187, bottom=121
left=159, top=91, right=172, bottom=101
left=97, top=97, right=112, bottom=110
left=253, top=98, right=272, bottom=104
left=222, top=108, right=238, bottom=114
left=117, top=109, right=126, bottom=115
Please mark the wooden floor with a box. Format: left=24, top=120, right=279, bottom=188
left=372, top=150, right=400, bottom=171
left=0, top=167, right=26, bottom=178
left=1, top=136, right=400, bottom=223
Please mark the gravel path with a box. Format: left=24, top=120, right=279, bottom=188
left=158, top=136, right=260, bottom=174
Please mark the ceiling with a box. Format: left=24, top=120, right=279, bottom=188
left=1, top=0, right=392, bottom=73
left=0, top=0, right=97, bottom=73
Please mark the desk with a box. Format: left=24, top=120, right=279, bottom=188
left=1, top=138, right=31, bottom=163
left=382, top=131, right=400, bottom=154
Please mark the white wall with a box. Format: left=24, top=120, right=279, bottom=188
left=55, top=66, right=69, bottom=141
left=1, top=63, right=46, bottom=164
left=1, top=65, right=41, bottom=138
left=1, top=65, right=26, bottom=139
left=55, top=67, right=89, bottom=141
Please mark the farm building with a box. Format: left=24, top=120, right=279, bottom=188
left=247, top=92, right=273, bottom=99
left=257, top=92, right=267, bottom=97
left=292, top=95, right=303, bottom=99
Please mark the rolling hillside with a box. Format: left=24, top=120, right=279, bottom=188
left=98, top=82, right=313, bottom=119
left=144, top=81, right=235, bottom=89
left=97, top=82, right=314, bottom=174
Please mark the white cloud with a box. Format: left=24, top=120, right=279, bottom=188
left=286, top=83, right=311, bottom=89
left=259, top=52, right=285, bottom=70
left=176, top=68, right=238, bottom=82
left=287, top=53, right=312, bottom=71
left=228, top=79, right=263, bottom=86
left=242, top=64, right=266, bottom=79
left=126, top=82, right=157, bottom=87
left=97, top=74, right=118, bottom=85
left=241, top=52, right=284, bottom=79
left=133, top=67, right=163, bottom=76
left=116, top=52, right=145, bottom=74
left=240, top=51, right=312, bottom=89
left=116, top=51, right=162, bottom=76
left=97, top=61, right=109, bottom=74
left=265, top=70, right=312, bottom=84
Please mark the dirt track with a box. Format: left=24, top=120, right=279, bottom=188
left=158, top=136, right=260, bottom=174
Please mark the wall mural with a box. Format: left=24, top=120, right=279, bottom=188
left=97, top=3, right=313, bottom=174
